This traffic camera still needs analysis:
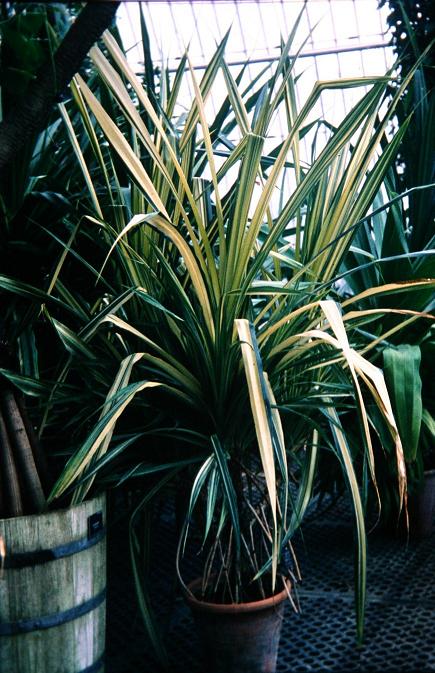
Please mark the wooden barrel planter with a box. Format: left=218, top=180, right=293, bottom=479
left=0, top=493, right=106, bottom=673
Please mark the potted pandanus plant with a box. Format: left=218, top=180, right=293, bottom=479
left=2, top=17, right=430, bottom=672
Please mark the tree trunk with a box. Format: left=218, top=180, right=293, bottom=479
left=0, top=1, right=120, bottom=179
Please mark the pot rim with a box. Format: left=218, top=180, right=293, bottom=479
left=184, top=576, right=291, bottom=614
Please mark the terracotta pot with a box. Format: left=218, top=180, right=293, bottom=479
left=184, top=578, right=290, bottom=673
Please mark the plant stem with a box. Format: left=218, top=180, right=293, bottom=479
left=15, top=393, right=50, bottom=492
left=1, top=390, right=46, bottom=513
left=0, top=408, right=23, bottom=517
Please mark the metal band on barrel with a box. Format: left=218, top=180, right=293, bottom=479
left=3, top=527, right=105, bottom=569
left=0, top=587, right=106, bottom=635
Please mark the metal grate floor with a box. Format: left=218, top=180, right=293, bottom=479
left=105, top=494, right=435, bottom=672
